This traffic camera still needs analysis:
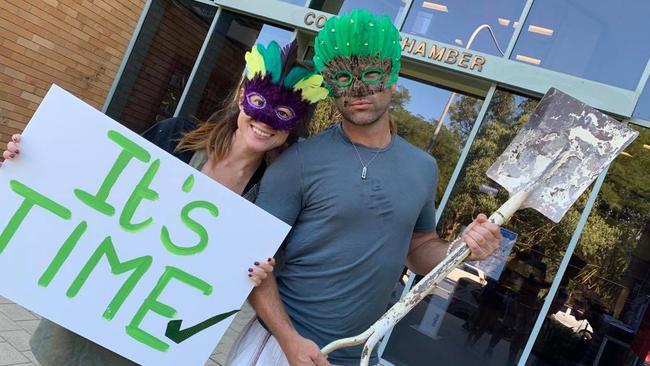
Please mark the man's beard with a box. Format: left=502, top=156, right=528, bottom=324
left=340, top=97, right=387, bottom=126
left=343, top=111, right=381, bottom=126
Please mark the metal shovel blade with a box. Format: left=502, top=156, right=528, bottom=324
left=486, top=88, right=638, bottom=223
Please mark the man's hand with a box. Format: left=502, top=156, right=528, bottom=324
left=462, top=213, right=501, bottom=261
left=282, top=334, right=331, bottom=366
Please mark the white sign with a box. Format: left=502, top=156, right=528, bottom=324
left=0, top=85, right=290, bottom=365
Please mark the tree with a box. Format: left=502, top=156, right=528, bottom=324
left=308, top=98, right=340, bottom=135
left=448, top=95, right=481, bottom=143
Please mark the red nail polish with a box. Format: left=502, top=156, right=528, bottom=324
left=248, top=274, right=252, bottom=277
left=267, top=258, right=272, bottom=262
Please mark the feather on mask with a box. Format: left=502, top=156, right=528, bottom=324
left=243, top=40, right=328, bottom=130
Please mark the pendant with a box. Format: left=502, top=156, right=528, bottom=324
left=361, top=166, right=367, bottom=179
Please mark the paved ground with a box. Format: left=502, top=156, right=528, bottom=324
left=0, top=296, right=42, bottom=366
left=0, top=298, right=399, bottom=366
left=0, top=296, right=255, bottom=366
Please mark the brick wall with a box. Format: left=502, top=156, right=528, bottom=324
left=115, top=1, right=210, bottom=133
left=0, top=0, right=146, bottom=147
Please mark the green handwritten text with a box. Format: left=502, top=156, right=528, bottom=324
left=160, top=201, right=218, bottom=256
left=126, top=266, right=213, bottom=352
left=119, top=159, right=160, bottom=233
left=74, top=130, right=151, bottom=216
left=0, top=180, right=71, bottom=255
left=67, top=236, right=153, bottom=320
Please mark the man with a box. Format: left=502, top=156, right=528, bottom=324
left=231, top=10, right=502, bottom=366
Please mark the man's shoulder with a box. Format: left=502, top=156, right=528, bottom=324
left=293, top=124, right=341, bottom=151
left=393, top=134, right=438, bottom=170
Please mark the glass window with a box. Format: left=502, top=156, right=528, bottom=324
left=310, top=0, right=407, bottom=22
left=511, top=0, right=650, bottom=90
left=394, top=77, right=483, bottom=204
left=634, top=80, right=650, bottom=122
left=175, top=13, right=294, bottom=120
left=382, top=90, right=598, bottom=366
left=527, top=125, right=650, bottom=366
left=402, top=0, right=526, bottom=57
left=105, top=0, right=217, bottom=133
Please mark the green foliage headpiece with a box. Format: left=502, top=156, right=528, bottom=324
left=314, top=9, right=402, bottom=96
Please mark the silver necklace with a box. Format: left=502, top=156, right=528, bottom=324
left=351, top=143, right=381, bottom=180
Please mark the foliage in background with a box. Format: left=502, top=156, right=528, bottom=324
left=440, top=91, right=649, bottom=312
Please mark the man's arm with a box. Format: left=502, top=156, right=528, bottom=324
left=406, top=214, right=502, bottom=275
left=252, top=144, right=330, bottom=365
left=406, top=230, right=449, bottom=275
left=248, top=273, right=297, bottom=347
left=248, top=274, right=330, bottom=366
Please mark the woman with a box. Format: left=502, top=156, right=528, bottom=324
left=1, top=39, right=328, bottom=365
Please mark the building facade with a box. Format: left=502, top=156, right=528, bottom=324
left=2, top=1, right=650, bottom=365
left=0, top=0, right=146, bottom=145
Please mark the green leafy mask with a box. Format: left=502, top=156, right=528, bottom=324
left=313, top=9, right=402, bottom=97
left=320, top=55, right=392, bottom=97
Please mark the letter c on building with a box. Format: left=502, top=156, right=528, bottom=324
left=304, top=12, right=316, bottom=26
left=315, top=15, right=327, bottom=28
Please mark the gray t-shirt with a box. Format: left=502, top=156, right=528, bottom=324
left=256, top=124, right=439, bottom=365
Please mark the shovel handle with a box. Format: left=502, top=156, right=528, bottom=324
left=362, top=191, right=529, bottom=332
left=320, top=242, right=473, bottom=366
left=488, top=191, right=529, bottom=226
left=321, top=191, right=529, bottom=365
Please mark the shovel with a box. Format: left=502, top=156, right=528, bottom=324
left=320, top=88, right=639, bottom=365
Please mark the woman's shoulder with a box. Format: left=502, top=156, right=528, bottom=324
left=141, top=116, right=198, bottom=163
left=142, top=116, right=197, bottom=141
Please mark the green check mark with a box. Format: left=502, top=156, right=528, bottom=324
left=165, top=309, right=239, bottom=344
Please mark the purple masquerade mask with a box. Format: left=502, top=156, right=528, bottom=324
left=242, top=75, right=309, bottom=131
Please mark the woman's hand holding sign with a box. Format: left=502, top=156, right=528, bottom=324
left=248, top=257, right=275, bottom=286
left=0, top=134, right=21, bottom=167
